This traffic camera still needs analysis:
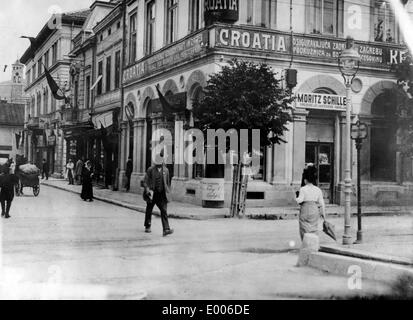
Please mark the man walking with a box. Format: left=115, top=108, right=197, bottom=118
left=125, top=157, right=133, bottom=192
left=0, top=173, right=19, bottom=219
left=41, top=159, right=49, bottom=180
left=142, top=160, right=174, bottom=237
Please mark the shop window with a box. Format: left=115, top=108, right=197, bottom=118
left=370, top=92, right=397, bottom=181
left=247, top=0, right=254, bottom=24
left=189, top=0, right=202, bottom=32
left=146, top=1, right=156, bottom=55
left=129, top=11, right=137, bottom=64
left=251, top=146, right=266, bottom=181
left=166, top=0, right=178, bottom=45
left=373, top=0, right=398, bottom=43
left=306, top=0, right=344, bottom=36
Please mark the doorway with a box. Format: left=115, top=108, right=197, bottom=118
left=305, top=142, right=334, bottom=204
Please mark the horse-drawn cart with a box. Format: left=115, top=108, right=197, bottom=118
left=15, top=171, right=40, bottom=197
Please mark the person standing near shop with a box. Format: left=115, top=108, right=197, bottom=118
left=41, top=159, right=49, bottom=180
left=142, top=156, right=174, bottom=237
left=66, top=159, right=75, bottom=185
left=81, top=160, right=94, bottom=202
left=125, top=157, right=133, bottom=192
left=75, top=158, right=84, bottom=185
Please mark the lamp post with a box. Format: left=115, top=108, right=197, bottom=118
left=338, top=37, right=361, bottom=245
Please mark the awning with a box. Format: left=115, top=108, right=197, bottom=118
left=92, top=111, right=113, bottom=128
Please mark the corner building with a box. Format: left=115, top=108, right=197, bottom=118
left=121, top=0, right=413, bottom=207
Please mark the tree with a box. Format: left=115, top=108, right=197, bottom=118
left=193, top=59, right=294, bottom=147
left=192, top=59, right=295, bottom=214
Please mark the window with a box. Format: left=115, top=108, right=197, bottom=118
left=117, top=21, right=121, bottom=29
left=106, top=56, right=111, bottom=92
left=370, top=91, right=397, bottom=181
left=129, top=12, right=137, bottom=63
left=84, top=76, right=90, bottom=110
left=247, top=0, right=254, bottom=24
left=51, top=93, right=56, bottom=112
left=37, top=92, right=41, bottom=116
left=108, top=27, right=112, bottom=36
left=115, top=51, right=121, bottom=89
left=32, top=66, right=35, bottom=82
left=44, top=51, right=49, bottom=68
left=306, top=0, right=344, bottom=36
left=97, top=61, right=103, bottom=95
left=100, top=34, right=103, bottom=42
left=27, top=70, right=31, bottom=84
left=43, top=89, right=48, bottom=114
left=52, top=42, right=58, bottom=64
left=373, top=0, right=398, bottom=43
left=259, top=0, right=277, bottom=29
left=189, top=0, right=201, bottom=32
left=166, top=0, right=178, bottom=44
left=146, top=0, right=156, bottom=55
left=37, top=58, right=42, bottom=77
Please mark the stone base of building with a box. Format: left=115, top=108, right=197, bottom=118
left=335, top=182, right=413, bottom=207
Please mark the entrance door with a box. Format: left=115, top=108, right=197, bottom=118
left=305, top=143, right=334, bottom=204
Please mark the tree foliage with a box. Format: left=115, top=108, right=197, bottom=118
left=393, top=51, right=413, bottom=156
left=192, top=59, right=294, bottom=147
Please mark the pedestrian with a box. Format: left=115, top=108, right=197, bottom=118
left=41, top=159, right=49, bottom=180
left=0, top=173, right=19, bottom=219
left=66, top=159, right=75, bottom=185
left=296, top=166, right=326, bottom=241
left=9, top=158, right=16, bottom=174
left=75, top=158, right=84, bottom=185
left=125, top=157, right=133, bottom=192
left=142, top=157, right=174, bottom=237
left=81, top=160, right=94, bottom=202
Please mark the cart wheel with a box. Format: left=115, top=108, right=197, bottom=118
left=33, top=185, right=40, bottom=197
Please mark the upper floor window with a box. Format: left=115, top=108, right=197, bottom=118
left=37, top=58, right=42, bottom=77
left=97, top=61, right=103, bottom=95
left=306, top=0, right=344, bottom=36
left=166, top=0, right=178, bottom=44
left=146, top=0, right=156, bottom=55
left=85, top=76, right=91, bottom=109
left=52, top=42, right=58, bottom=64
left=106, top=56, right=111, bottom=92
left=373, top=0, right=398, bottom=43
left=108, top=27, right=112, bottom=36
left=189, top=0, right=202, bottom=32
left=44, top=51, right=49, bottom=68
left=115, top=51, right=121, bottom=89
left=117, top=21, right=121, bottom=29
left=259, top=0, right=277, bottom=28
left=129, top=12, right=137, bottom=63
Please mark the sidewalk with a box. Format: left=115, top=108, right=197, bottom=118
left=41, top=178, right=413, bottom=221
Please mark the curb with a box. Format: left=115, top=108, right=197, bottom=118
left=308, top=251, right=413, bottom=284
left=41, top=182, right=227, bottom=220
left=320, top=245, right=413, bottom=267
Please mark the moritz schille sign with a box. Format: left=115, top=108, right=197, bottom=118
left=295, top=93, right=347, bottom=111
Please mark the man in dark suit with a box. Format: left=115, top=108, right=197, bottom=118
left=41, top=159, right=49, bottom=180
left=142, top=161, right=174, bottom=237
left=125, top=157, right=133, bottom=192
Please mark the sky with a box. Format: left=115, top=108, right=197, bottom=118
left=0, top=0, right=95, bottom=83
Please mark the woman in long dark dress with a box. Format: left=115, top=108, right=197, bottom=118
left=81, top=161, right=94, bottom=202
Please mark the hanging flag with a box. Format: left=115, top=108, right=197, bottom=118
left=155, top=84, right=182, bottom=115
left=44, top=64, right=66, bottom=101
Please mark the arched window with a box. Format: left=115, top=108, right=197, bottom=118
left=370, top=91, right=398, bottom=181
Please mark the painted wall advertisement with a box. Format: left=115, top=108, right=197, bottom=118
left=215, top=26, right=406, bottom=69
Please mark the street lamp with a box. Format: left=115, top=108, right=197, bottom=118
left=338, top=37, right=360, bottom=245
